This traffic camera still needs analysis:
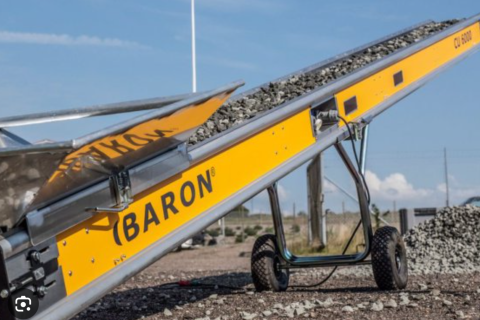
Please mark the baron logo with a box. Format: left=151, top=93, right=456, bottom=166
left=113, top=169, right=214, bottom=245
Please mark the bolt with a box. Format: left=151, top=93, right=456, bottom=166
left=62, top=240, right=67, bottom=246
left=85, top=228, right=89, bottom=234
left=37, top=286, right=48, bottom=297
left=30, top=251, right=41, bottom=263
left=68, top=271, right=73, bottom=276
left=91, top=258, right=95, bottom=263
left=0, top=289, right=9, bottom=299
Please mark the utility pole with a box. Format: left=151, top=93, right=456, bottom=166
left=444, top=147, right=450, bottom=207
left=241, top=205, right=245, bottom=242
left=251, top=198, right=257, bottom=225
left=307, top=154, right=325, bottom=250
left=191, top=0, right=197, bottom=93
left=393, top=200, right=397, bottom=223
left=292, top=202, right=296, bottom=252
left=292, top=202, right=296, bottom=227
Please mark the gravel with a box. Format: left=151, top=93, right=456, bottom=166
left=370, top=301, right=384, bottom=312
left=74, top=241, right=480, bottom=320
left=341, top=305, right=354, bottom=313
left=384, top=299, right=397, bottom=309
left=189, top=20, right=458, bottom=146
left=405, top=205, right=480, bottom=274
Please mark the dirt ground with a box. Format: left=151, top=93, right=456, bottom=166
left=75, top=239, right=480, bottom=320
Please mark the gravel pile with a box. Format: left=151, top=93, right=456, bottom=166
left=189, top=20, right=459, bottom=145
left=405, top=205, right=480, bottom=275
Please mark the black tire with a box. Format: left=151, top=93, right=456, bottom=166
left=251, top=234, right=289, bottom=292
left=371, top=226, right=408, bottom=290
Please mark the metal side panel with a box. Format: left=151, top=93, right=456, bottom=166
left=0, top=153, right=68, bottom=230
left=27, top=145, right=191, bottom=245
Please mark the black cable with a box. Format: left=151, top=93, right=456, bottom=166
left=338, top=116, right=371, bottom=205
left=158, top=280, right=242, bottom=291
left=290, top=116, right=370, bottom=290
left=289, top=219, right=362, bottom=289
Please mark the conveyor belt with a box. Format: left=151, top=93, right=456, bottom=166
left=0, top=13, right=479, bottom=320
left=189, top=20, right=458, bottom=145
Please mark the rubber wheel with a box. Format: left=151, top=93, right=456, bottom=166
left=251, top=234, right=289, bottom=292
left=371, top=226, right=408, bottom=290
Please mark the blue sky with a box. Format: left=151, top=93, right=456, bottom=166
left=1, top=0, right=480, bottom=214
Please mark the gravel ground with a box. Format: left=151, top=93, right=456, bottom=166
left=75, top=241, right=480, bottom=320
left=406, top=206, right=480, bottom=275
left=188, top=20, right=458, bottom=146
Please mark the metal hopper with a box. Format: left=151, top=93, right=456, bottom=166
left=0, top=81, right=243, bottom=230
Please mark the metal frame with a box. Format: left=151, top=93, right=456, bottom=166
left=0, top=92, right=202, bottom=128
left=268, top=134, right=373, bottom=269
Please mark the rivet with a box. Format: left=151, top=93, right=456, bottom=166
left=91, top=258, right=95, bottom=263
left=85, top=228, right=89, bottom=234
left=0, top=289, right=9, bottom=299
left=63, top=240, right=67, bottom=246
left=68, top=271, right=73, bottom=276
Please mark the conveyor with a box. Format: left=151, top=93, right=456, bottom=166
left=1, top=12, right=479, bottom=320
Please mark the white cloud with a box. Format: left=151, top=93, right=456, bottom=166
left=362, top=170, right=480, bottom=208
left=365, top=170, right=433, bottom=201
left=437, top=182, right=480, bottom=201
left=0, top=30, right=144, bottom=48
